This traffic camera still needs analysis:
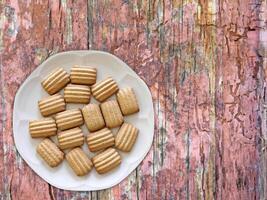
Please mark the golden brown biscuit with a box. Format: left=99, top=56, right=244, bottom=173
left=92, top=148, right=121, bottom=174
left=42, top=68, right=70, bottom=95
left=87, top=128, right=115, bottom=152
left=64, top=84, right=91, bottom=104
left=100, top=100, right=123, bottom=128
left=91, top=77, right=119, bottom=102
left=70, top=65, right=97, bottom=85
left=115, top=123, right=138, bottom=152
left=36, top=138, right=64, bottom=167
left=38, top=94, right=66, bottom=117
left=29, top=118, right=57, bottom=138
left=55, top=109, right=84, bottom=131
left=57, top=127, right=84, bottom=150
left=66, top=148, right=93, bottom=176
left=82, top=104, right=105, bottom=132
left=116, top=88, right=139, bottom=115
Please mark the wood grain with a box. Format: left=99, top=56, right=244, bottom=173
left=0, top=0, right=265, bottom=199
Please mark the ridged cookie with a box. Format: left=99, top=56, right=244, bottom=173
left=37, top=139, right=64, bottom=167
left=58, top=127, right=84, bottom=150
left=29, top=118, right=57, bottom=138
left=116, top=88, right=139, bottom=115
left=55, top=109, right=84, bottom=131
left=64, top=84, right=91, bottom=104
left=87, top=128, right=115, bottom=152
left=92, top=148, right=121, bottom=174
left=42, top=68, right=70, bottom=95
left=100, top=100, right=123, bottom=128
left=70, top=65, right=97, bottom=85
left=38, top=94, right=66, bottom=117
left=91, top=77, right=119, bottom=102
left=115, top=123, right=138, bottom=152
left=82, top=104, right=105, bottom=132
left=66, top=148, right=93, bottom=176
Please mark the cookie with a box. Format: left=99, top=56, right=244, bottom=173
left=100, top=100, right=123, bottom=128
left=57, top=127, right=84, bottom=150
left=66, top=147, right=93, bottom=176
left=82, top=104, right=105, bottom=132
left=38, top=94, right=66, bottom=117
left=42, top=68, right=70, bottom=95
left=36, top=138, right=64, bottom=167
left=116, top=88, right=139, bottom=115
left=87, top=128, right=115, bottom=152
left=91, top=77, right=119, bottom=102
left=115, top=123, right=138, bottom=152
left=64, top=84, right=91, bottom=104
left=55, top=109, right=84, bottom=131
left=70, top=65, right=97, bottom=85
left=29, top=118, right=57, bottom=138
left=92, top=148, right=121, bottom=174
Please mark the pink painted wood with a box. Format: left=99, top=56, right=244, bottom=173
left=0, top=0, right=266, bottom=199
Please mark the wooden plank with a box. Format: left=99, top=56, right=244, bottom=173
left=259, top=2, right=267, bottom=200
left=1, top=0, right=52, bottom=199
left=215, top=0, right=260, bottom=199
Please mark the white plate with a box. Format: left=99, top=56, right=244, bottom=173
left=13, top=50, right=154, bottom=191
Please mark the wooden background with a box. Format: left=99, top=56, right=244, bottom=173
left=0, top=0, right=266, bottom=199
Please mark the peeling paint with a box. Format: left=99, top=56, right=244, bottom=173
left=21, top=12, right=33, bottom=30
left=65, top=6, right=73, bottom=45
left=0, top=0, right=264, bottom=199
left=4, top=5, right=19, bottom=42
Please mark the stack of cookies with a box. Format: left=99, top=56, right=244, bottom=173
left=29, top=65, right=140, bottom=176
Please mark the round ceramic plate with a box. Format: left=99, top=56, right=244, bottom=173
left=13, top=50, right=154, bottom=191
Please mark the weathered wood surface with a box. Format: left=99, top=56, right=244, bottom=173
left=0, top=0, right=266, bottom=199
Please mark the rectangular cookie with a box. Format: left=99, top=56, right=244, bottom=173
left=42, top=68, right=70, bottom=95
left=92, top=148, right=121, bottom=174
left=82, top=104, right=105, bottom=132
left=87, top=128, right=115, bottom=152
left=57, top=127, right=84, bottom=150
left=29, top=118, right=57, bottom=138
left=55, top=109, right=84, bottom=131
left=116, top=87, right=139, bottom=115
left=38, top=94, right=66, bottom=117
left=70, top=65, right=97, bottom=85
left=100, top=100, right=123, bottom=128
left=91, top=77, right=119, bottom=102
left=66, top=147, right=93, bottom=176
left=115, top=123, right=138, bottom=152
left=37, top=138, right=64, bottom=167
left=64, top=84, right=91, bottom=104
